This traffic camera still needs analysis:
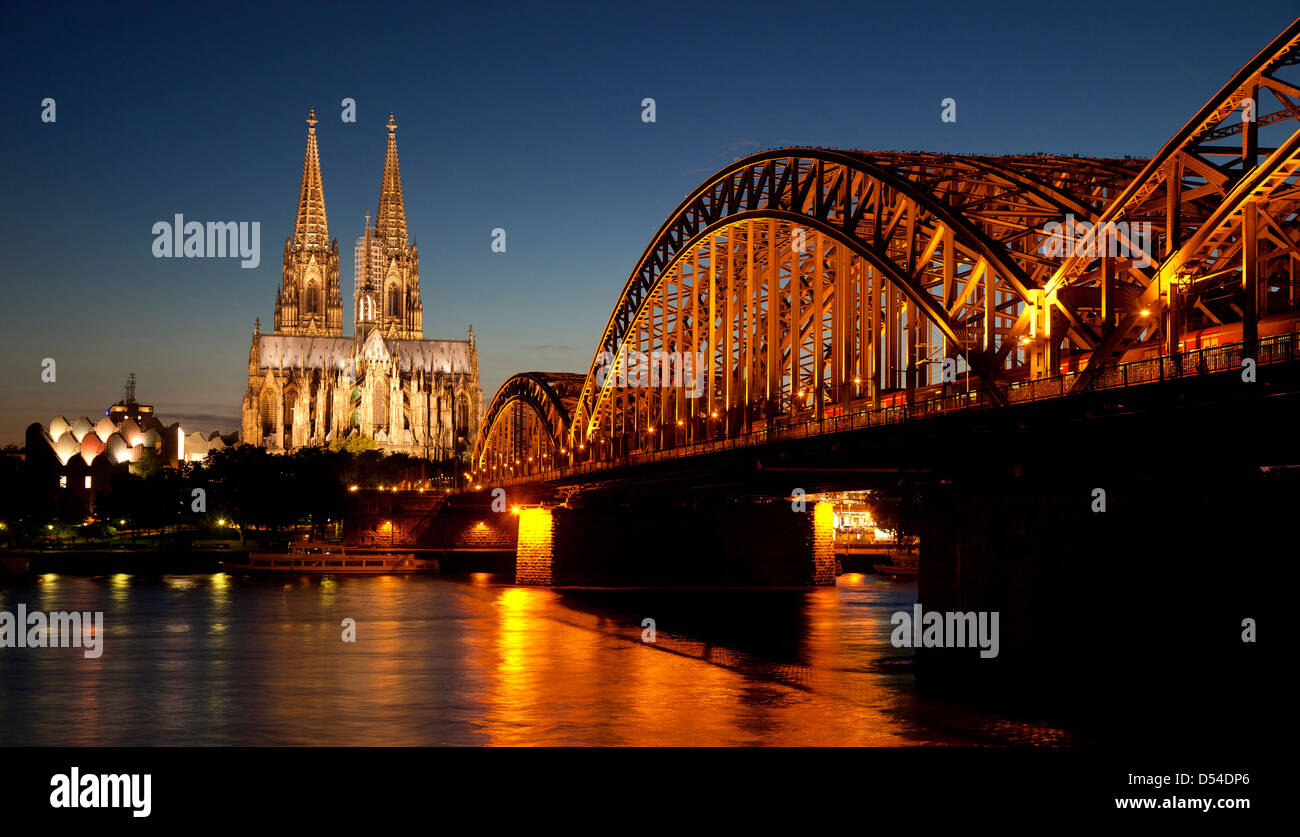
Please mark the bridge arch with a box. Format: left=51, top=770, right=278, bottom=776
left=475, top=18, right=1300, bottom=476
left=1054, top=18, right=1300, bottom=382
left=472, top=372, right=582, bottom=479
left=567, top=148, right=1140, bottom=448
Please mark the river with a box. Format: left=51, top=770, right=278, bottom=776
left=0, top=571, right=1075, bottom=746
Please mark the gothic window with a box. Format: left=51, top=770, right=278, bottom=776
left=373, top=377, right=388, bottom=429
left=456, top=394, right=470, bottom=438
left=306, top=282, right=321, bottom=315
left=388, top=285, right=402, bottom=318
left=259, top=390, right=276, bottom=439
left=283, top=388, right=298, bottom=437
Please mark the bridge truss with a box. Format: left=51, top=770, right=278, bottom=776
left=474, top=17, right=1300, bottom=480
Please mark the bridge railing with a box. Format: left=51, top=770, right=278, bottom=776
left=487, top=332, right=1298, bottom=486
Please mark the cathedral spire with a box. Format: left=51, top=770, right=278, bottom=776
left=374, top=114, right=407, bottom=247
left=294, top=108, right=329, bottom=250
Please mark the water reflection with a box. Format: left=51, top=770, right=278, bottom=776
left=0, top=572, right=1072, bottom=746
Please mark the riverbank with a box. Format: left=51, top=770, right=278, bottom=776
left=1, top=547, right=517, bottom=575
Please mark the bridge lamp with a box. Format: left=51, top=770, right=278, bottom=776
left=710, top=411, right=717, bottom=418
left=349, top=485, right=358, bottom=491
left=1139, top=309, right=1151, bottom=317
left=512, top=507, right=521, bottom=515
left=648, top=427, right=655, bottom=433
left=676, top=420, right=683, bottom=426
left=1020, top=336, right=1031, bottom=346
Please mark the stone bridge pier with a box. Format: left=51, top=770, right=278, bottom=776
left=914, top=383, right=1288, bottom=741
left=515, top=497, right=836, bottom=587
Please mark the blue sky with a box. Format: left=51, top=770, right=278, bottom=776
left=1, top=0, right=1296, bottom=443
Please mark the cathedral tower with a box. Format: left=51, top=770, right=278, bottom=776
left=354, top=114, right=423, bottom=340
left=243, top=111, right=481, bottom=459
left=275, top=108, right=344, bottom=336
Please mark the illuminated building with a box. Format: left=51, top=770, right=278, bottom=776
left=239, top=111, right=482, bottom=462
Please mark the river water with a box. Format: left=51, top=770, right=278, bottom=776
left=0, top=571, right=1075, bottom=746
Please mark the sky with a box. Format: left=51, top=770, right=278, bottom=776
left=1, top=0, right=1296, bottom=444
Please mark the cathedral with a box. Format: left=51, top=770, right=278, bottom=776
left=240, top=110, right=482, bottom=462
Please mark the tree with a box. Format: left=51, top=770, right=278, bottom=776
left=870, top=486, right=923, bottom=544
left=329, top=435, right=378, bottom=454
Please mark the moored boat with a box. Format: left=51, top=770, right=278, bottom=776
left=873, top=547, right=919, bottom=577
left=220, top=542, right=438, bottom=574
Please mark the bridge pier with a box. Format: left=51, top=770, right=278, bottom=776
left=515, top=498, right=836, bottom=587
left=914, top=380, right=1286, bottom=740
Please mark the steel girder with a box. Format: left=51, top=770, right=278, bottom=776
left=1061, top=17, right=1300, bottom=388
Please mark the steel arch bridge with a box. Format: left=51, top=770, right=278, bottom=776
left=474, top=17, right=1300, bottom=482
left=474, top=372, right=584, bottom=478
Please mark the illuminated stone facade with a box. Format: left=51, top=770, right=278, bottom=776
left=240, top=111, right=482, bottom=461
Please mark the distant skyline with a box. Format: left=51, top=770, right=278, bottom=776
left=2, top=0, right=1297, bottom=444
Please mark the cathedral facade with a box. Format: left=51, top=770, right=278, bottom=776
left=240, top=111, right=482, bottom=462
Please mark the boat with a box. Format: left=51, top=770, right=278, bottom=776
left=0, top=555, right=29, bottom=574
left=220, top=542, right=438, bottom=574
left=873, top=547, right=919, bottom=577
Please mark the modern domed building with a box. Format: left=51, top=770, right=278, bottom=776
left=23, top=379, right=235, bottom=515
